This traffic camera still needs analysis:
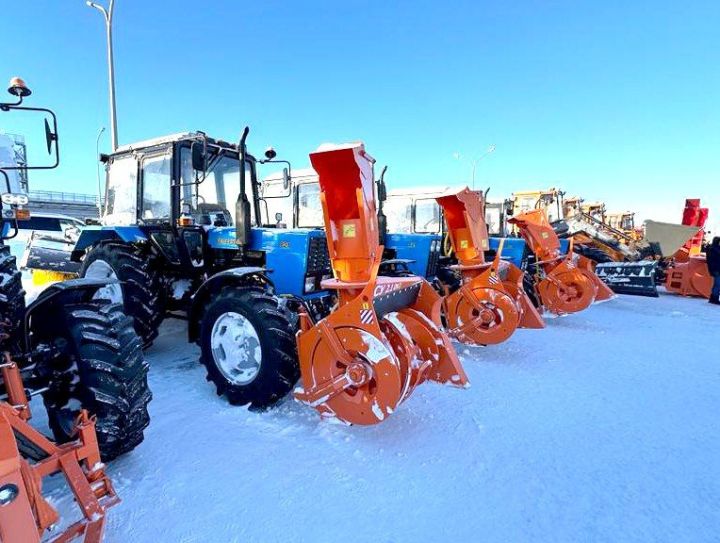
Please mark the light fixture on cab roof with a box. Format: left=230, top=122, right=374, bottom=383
left=7, top=77, right=31, bottom=97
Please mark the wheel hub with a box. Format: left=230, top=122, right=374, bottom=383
left=210, top=312, right=262, bottom=386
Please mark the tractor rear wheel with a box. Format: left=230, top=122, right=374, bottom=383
left=199, top=286, right=299, bottom=408
left=0, top=245, right=26, bottom=352
left=41, top=300, right=152, bottom=461
left=79, top=242, right=165, bottom=348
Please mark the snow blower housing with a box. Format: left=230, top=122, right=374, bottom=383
left=294, top=143, right=469, bottom=424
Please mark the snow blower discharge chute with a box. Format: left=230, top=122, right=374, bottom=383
left=509, top=209, right=614, bottom=314
left=294, top=143, right=469, bottom=425
left=435, top=188, right=544, bottom=345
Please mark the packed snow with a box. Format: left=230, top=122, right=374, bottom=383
left=32, top=291, right=720, bottom=542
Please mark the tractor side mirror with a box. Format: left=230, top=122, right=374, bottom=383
left=504, top=199, right=514, bottom=216
left=191, top=140, right=207, bottom=172
left=377, top=180, right=387, bottom=202
left=282, top=167, right=290, bottom=190
left=44, top=118, right=57, bottom=155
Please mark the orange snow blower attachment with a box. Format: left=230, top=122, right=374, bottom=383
left=436, top=188, right=544, bottom=345
left=294, top=143, right=468, bottom=425
left=0, top=355, right=118, bottom=543
left=509, top=209, right=614, bottom=314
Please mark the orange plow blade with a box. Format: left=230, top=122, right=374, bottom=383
left=436, top=188, right=543, bottom=345
left=509, top=209, right=613, bottom=315
left=294, top=143, right=468, bottom=425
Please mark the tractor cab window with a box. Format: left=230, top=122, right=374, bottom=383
left=621, top=216, right=634, bottom=230
left=485, top=206, right=502, bottom=236
left=180, top=147, right=254, bottom=226
left=385, top=196, right=412, bottom=233
left=297, top=182, right=323, bottom=228
left=414, top=198, right=441, bottom=233
left=141, top=153, right=172, bottom=223
left=104, top=155, right=138, bottom=226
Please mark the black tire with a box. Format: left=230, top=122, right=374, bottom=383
left=199, top=285, right=299, bottom=408
left=0, top=245, right=26, bottom=352
left=574, top=245, right=613, bottom=264
left=79, top=242, right=164, bottom=348
left=42, top=300, right=151, bottom=461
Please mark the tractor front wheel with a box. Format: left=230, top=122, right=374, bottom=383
left=79, top=242, right=165, bottom=348
left=199, top=286, right=299, bottom=408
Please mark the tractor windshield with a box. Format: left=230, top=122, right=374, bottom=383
left=414, top=198, right=441, bottom=233
left=297, top=182, right=323, bottom=228
left=180, top=148, right=254, bottom=225
left=104, top=155, right=138, bottom=226
left=385, top=196, right=412, bottom=233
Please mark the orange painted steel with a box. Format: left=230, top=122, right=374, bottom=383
left=294, top=143, right=468, bottom=425
left=508, top=209, right=614, bottom=314
left=436, top=188, right=544, bottom=345
left=0, top=356, right=118, bottom=543
left=665, top=254, right=712, bottom=298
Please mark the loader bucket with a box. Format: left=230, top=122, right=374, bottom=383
left=595, top=261, right=659, bottom=297
left=436, top=188, right=543, bottom=344
left=509, top=209, right=611, bottom=314
left=665, top=255, right=712, bottom=298
left=294, top=143, right=468, bottom=425
left=0, top=358, right=118, bottom=543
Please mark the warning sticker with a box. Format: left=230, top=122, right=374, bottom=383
left=460, top=240, right=469, bottom=249
left=541, top=232, right=549, bottom=239
left=343, top=224, right=356, bottom=238
left=481, top=239, right=489, bottom=249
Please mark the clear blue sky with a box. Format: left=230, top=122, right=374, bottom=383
left=1, top=0, right=718, bottom=230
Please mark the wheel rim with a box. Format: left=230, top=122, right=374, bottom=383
left=84, top=260, right=123, bottom=304
left=211, top=311, right=262, bottom=386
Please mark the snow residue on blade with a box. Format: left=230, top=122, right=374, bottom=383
left=371, top=400, right=386, bottom=421
left=357, top=329, right=394, bottom=365
left=383, top=312, right=412, bottom=341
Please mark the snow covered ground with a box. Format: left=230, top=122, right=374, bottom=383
left=38, top=292, right=719, bottom=542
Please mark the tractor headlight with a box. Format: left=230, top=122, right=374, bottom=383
left=304, top=276, right=316, bottom=293
left=1, top=193, right=29, bottom=206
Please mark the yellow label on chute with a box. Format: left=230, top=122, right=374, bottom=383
left=343, top=224, right=356, bottom=238
left=460, top=240, right=469, bottom=249
left=541, top=232, right=549, bottom=239
left=481, top=239, right=488, bottom=249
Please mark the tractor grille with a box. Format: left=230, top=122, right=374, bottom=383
left=307, top=236, right=331, bottom=275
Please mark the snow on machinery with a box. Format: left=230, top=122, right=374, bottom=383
left=294, top=144, right=468, bottom=423
left=507, top=208, right=614, bottom=314
left=1, top=77, right=151, bottom=542
left=433, top=187, right=544, bottom=345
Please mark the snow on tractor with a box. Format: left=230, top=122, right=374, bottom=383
left=0, top=78, right=150, bottom=542
left=52, top=129, right=466, bottom=424
left=508, top=209, right=614, bottom=315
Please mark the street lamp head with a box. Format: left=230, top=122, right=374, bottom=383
left=487, top=144, right=496, bottom=153
left=7, top=77, right=31, bottom=98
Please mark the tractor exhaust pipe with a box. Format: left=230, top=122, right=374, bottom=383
left=236, top=126, right=252, bottom=247
left=377, top=165, right=388, bottom=245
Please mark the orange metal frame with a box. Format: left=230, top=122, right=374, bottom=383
left=294, top=143, right=468, bottom=425
left=0, top=354, right=118, bottom=543
left=436, top=188, right=544, bottom=345
left=509, top=209, right=613, bottom=314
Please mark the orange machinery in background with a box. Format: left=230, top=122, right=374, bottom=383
left=508, top=209, right=614, bottom=314
left=435, top=188, right=544, bottom=345
left=665, top=198, right=712, bottom=298
left=293, top=143, right=469, bottom=425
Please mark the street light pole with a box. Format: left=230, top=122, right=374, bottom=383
left=95, top=126, right=105, bottom=217
left=455, top=144, right=496, bottom=190
left=87, top=0, right=118, bottom=151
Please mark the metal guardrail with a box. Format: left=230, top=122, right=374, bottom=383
left=28, top=190, right=99, bottom=205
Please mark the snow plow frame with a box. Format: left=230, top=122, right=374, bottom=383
left=294, top=143, right=468, bottom=425
left=0, top=355, right=118, bottom=543
left=436, top=188, right=544, bottom=345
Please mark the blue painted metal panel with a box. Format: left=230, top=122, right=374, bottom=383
left=489, top=237, right=527, bottom=268
left=559, top=239, right=570, bottom=255
left=384, top=233, right=440, bottom=278
left=207, top=227, right=326, bottom=298
left=74, top=226, right=147, bottom=252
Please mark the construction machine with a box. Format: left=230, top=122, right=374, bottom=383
left=1, top=77, right=151, bottom=542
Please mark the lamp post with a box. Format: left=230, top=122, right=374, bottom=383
left=87, top=0, right=118, bottom=152
left=454, top=144, right=496, bottom=189
left=95, top=126, right=105, bottom=217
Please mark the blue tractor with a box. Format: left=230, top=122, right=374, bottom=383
left=70, top=128, right=333, bottom=408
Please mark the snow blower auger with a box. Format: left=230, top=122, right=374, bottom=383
left=0, top=356, right=118, bottom=543
left=294, top=143, right=469, bottom=425
left=435, top=188, right=544, bottom=345
left=508, top=209, right=614, bottom=315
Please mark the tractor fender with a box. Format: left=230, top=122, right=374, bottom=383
left=71, top=226, right=148, bottom=261
left=187, top=267, right=274, bottom=343
left=24, top=277, right=117, bottom=350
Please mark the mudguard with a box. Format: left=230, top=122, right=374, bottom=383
left=71, top=226, right=148, bottom=261
left=187, top=267, right=274, bottom=342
